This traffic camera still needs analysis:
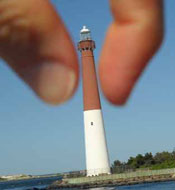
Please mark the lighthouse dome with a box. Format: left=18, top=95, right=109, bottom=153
left=80, top=26, right=90, bottom=33
left=80, top=26, right=91, bottom=41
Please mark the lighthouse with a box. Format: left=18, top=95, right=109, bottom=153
left=78, top=26, right=111, bottom=176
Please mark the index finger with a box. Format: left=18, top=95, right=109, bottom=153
left=99, top=0, right=164, bottom=105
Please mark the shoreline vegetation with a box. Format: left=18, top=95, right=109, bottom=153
left=111, top=151, right=175, bottom=173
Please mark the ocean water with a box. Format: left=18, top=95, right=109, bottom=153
left=0, top=176, right=61, bottom=190
left=0, top=179, right=175, bottom=190
left=117, top=181, right=175, bottom=189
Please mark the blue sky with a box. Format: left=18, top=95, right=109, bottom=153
left=0, top=0, right=175, bottom=175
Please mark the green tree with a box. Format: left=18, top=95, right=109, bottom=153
left=154, top=152, right=172, bottom=164
left=144, top=152, right=155, bottom=167
left=112, top=150, right=175, bottom=172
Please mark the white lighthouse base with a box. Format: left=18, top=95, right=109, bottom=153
left=84, top=109, right=111, bottom=176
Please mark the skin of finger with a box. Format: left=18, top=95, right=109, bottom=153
left=99, top=0, right=164, bottom=105
left=0, top=0, right=79, bottom=104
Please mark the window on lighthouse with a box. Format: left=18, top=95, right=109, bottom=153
left=91, top=122, right=93, bottom=126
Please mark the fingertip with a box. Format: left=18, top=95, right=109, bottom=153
left=106, top=93, right=129, bottom=106
left=0, top=0, right=79, bottom=105
left=22, top=62, right=78, bottom=106
left=99, top=68, right=134, bottom=106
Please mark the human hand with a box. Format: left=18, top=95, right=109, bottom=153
left=0, top=0, right=163, bottom=105
left=99, top=0, right=164, bottom=105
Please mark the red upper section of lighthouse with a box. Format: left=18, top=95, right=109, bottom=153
left=78, top=40, right=95, bottom=52
left=78, top=26, right=101, bottom=111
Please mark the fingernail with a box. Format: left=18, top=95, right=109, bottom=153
left=25, top=62, right=76, bottom=105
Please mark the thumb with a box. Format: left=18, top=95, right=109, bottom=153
left=0, top=0, right=79, bottom=105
